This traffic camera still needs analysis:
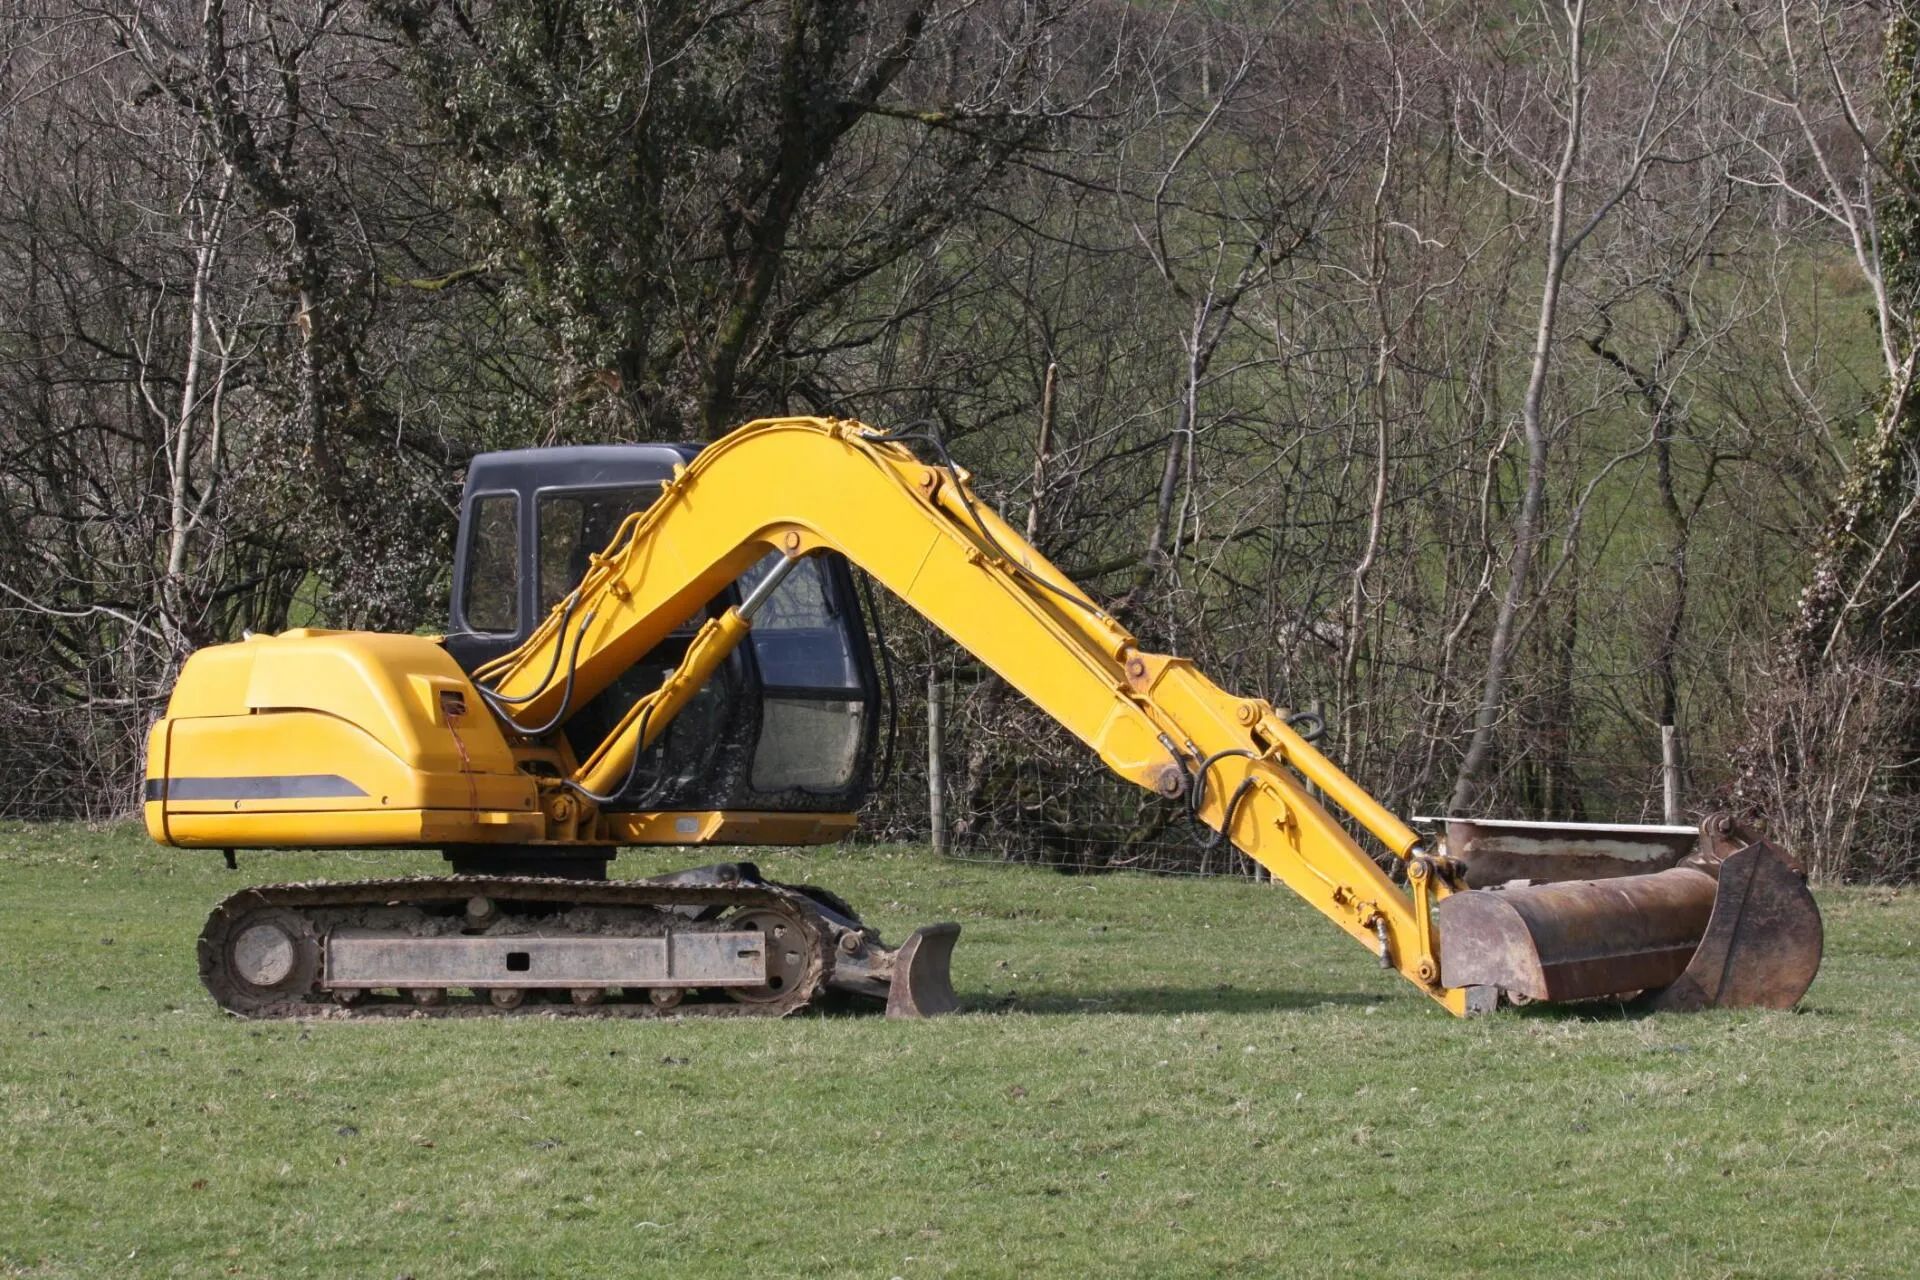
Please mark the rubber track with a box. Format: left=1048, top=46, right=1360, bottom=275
left=198, top=875, right=834, bottom=1020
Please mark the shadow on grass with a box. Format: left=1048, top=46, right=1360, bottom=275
left=985, top=986, right=1383, bottom=1016
left=1498, top=995, right=1842, bottom=1023
left=1494, top=998, right=1652, bottom=1023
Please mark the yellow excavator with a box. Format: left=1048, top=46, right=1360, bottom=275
left=143, top=417, right=1823, bottom=1018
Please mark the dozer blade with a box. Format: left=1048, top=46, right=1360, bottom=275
left=884, top=922, right=962, bottom=1019
left=642, top=861, right=963, bottom=1017
left=1434, top=840, right=1821, bottom=1009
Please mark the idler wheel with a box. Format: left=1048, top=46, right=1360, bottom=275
left=232, top=923, right=298, bottom=988
left=724, top=908, right=811, bottom=1006
left=206, top=908, right=321, bottom=1013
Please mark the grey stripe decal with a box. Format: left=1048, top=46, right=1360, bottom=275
left=144, top=774, right=367, bottom=802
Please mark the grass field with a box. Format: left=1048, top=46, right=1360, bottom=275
left=1, top=823, right=1915, bottom=1278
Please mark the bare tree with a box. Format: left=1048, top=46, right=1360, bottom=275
left=1731, top=1, right=1920, bottom=664
left=1446, top=0, right=1726, bottom=814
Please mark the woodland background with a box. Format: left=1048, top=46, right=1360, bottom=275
left=3, top=0, right=1919, bottom=880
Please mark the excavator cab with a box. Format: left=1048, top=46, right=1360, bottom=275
left=445, top=444, right=881, bottom=818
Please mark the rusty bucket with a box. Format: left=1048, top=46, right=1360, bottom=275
left=1434, top=840, right=1822, bottom=1010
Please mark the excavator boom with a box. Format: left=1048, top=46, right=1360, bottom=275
left=146, top=416, right=1822, bottom=1016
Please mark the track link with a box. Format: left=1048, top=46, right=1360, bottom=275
left=198, top=875, right=834, bottom=1019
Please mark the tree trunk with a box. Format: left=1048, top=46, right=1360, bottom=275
left=1449, top=1, right=1586, bottom=816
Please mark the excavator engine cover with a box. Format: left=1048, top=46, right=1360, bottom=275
left=1434, top=840, right=1821, bottom=1009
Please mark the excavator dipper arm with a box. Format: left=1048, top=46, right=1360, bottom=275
left=478, top=417, right=1474, bottom=1011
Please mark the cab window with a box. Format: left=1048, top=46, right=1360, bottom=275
left=738, top=554, right=860, bottom=690
left=461, top=493, right=519, bottom=633
left=737, top=553, right=868, bottom=793
left=538, top=486, right=655, bottom=614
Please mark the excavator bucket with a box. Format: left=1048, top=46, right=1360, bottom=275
left=1434, top=839, right=1822, bottom=1010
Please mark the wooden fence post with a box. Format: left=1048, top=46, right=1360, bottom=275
left=1661, top=724, right=1682, bottom=825
left=927, top=669, right=948, bottom=854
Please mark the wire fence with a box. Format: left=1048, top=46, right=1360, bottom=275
left=855, top=641, right=1723, bottom=880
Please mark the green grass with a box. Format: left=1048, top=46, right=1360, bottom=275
left=2, top=824, right=1915, bottom=1278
